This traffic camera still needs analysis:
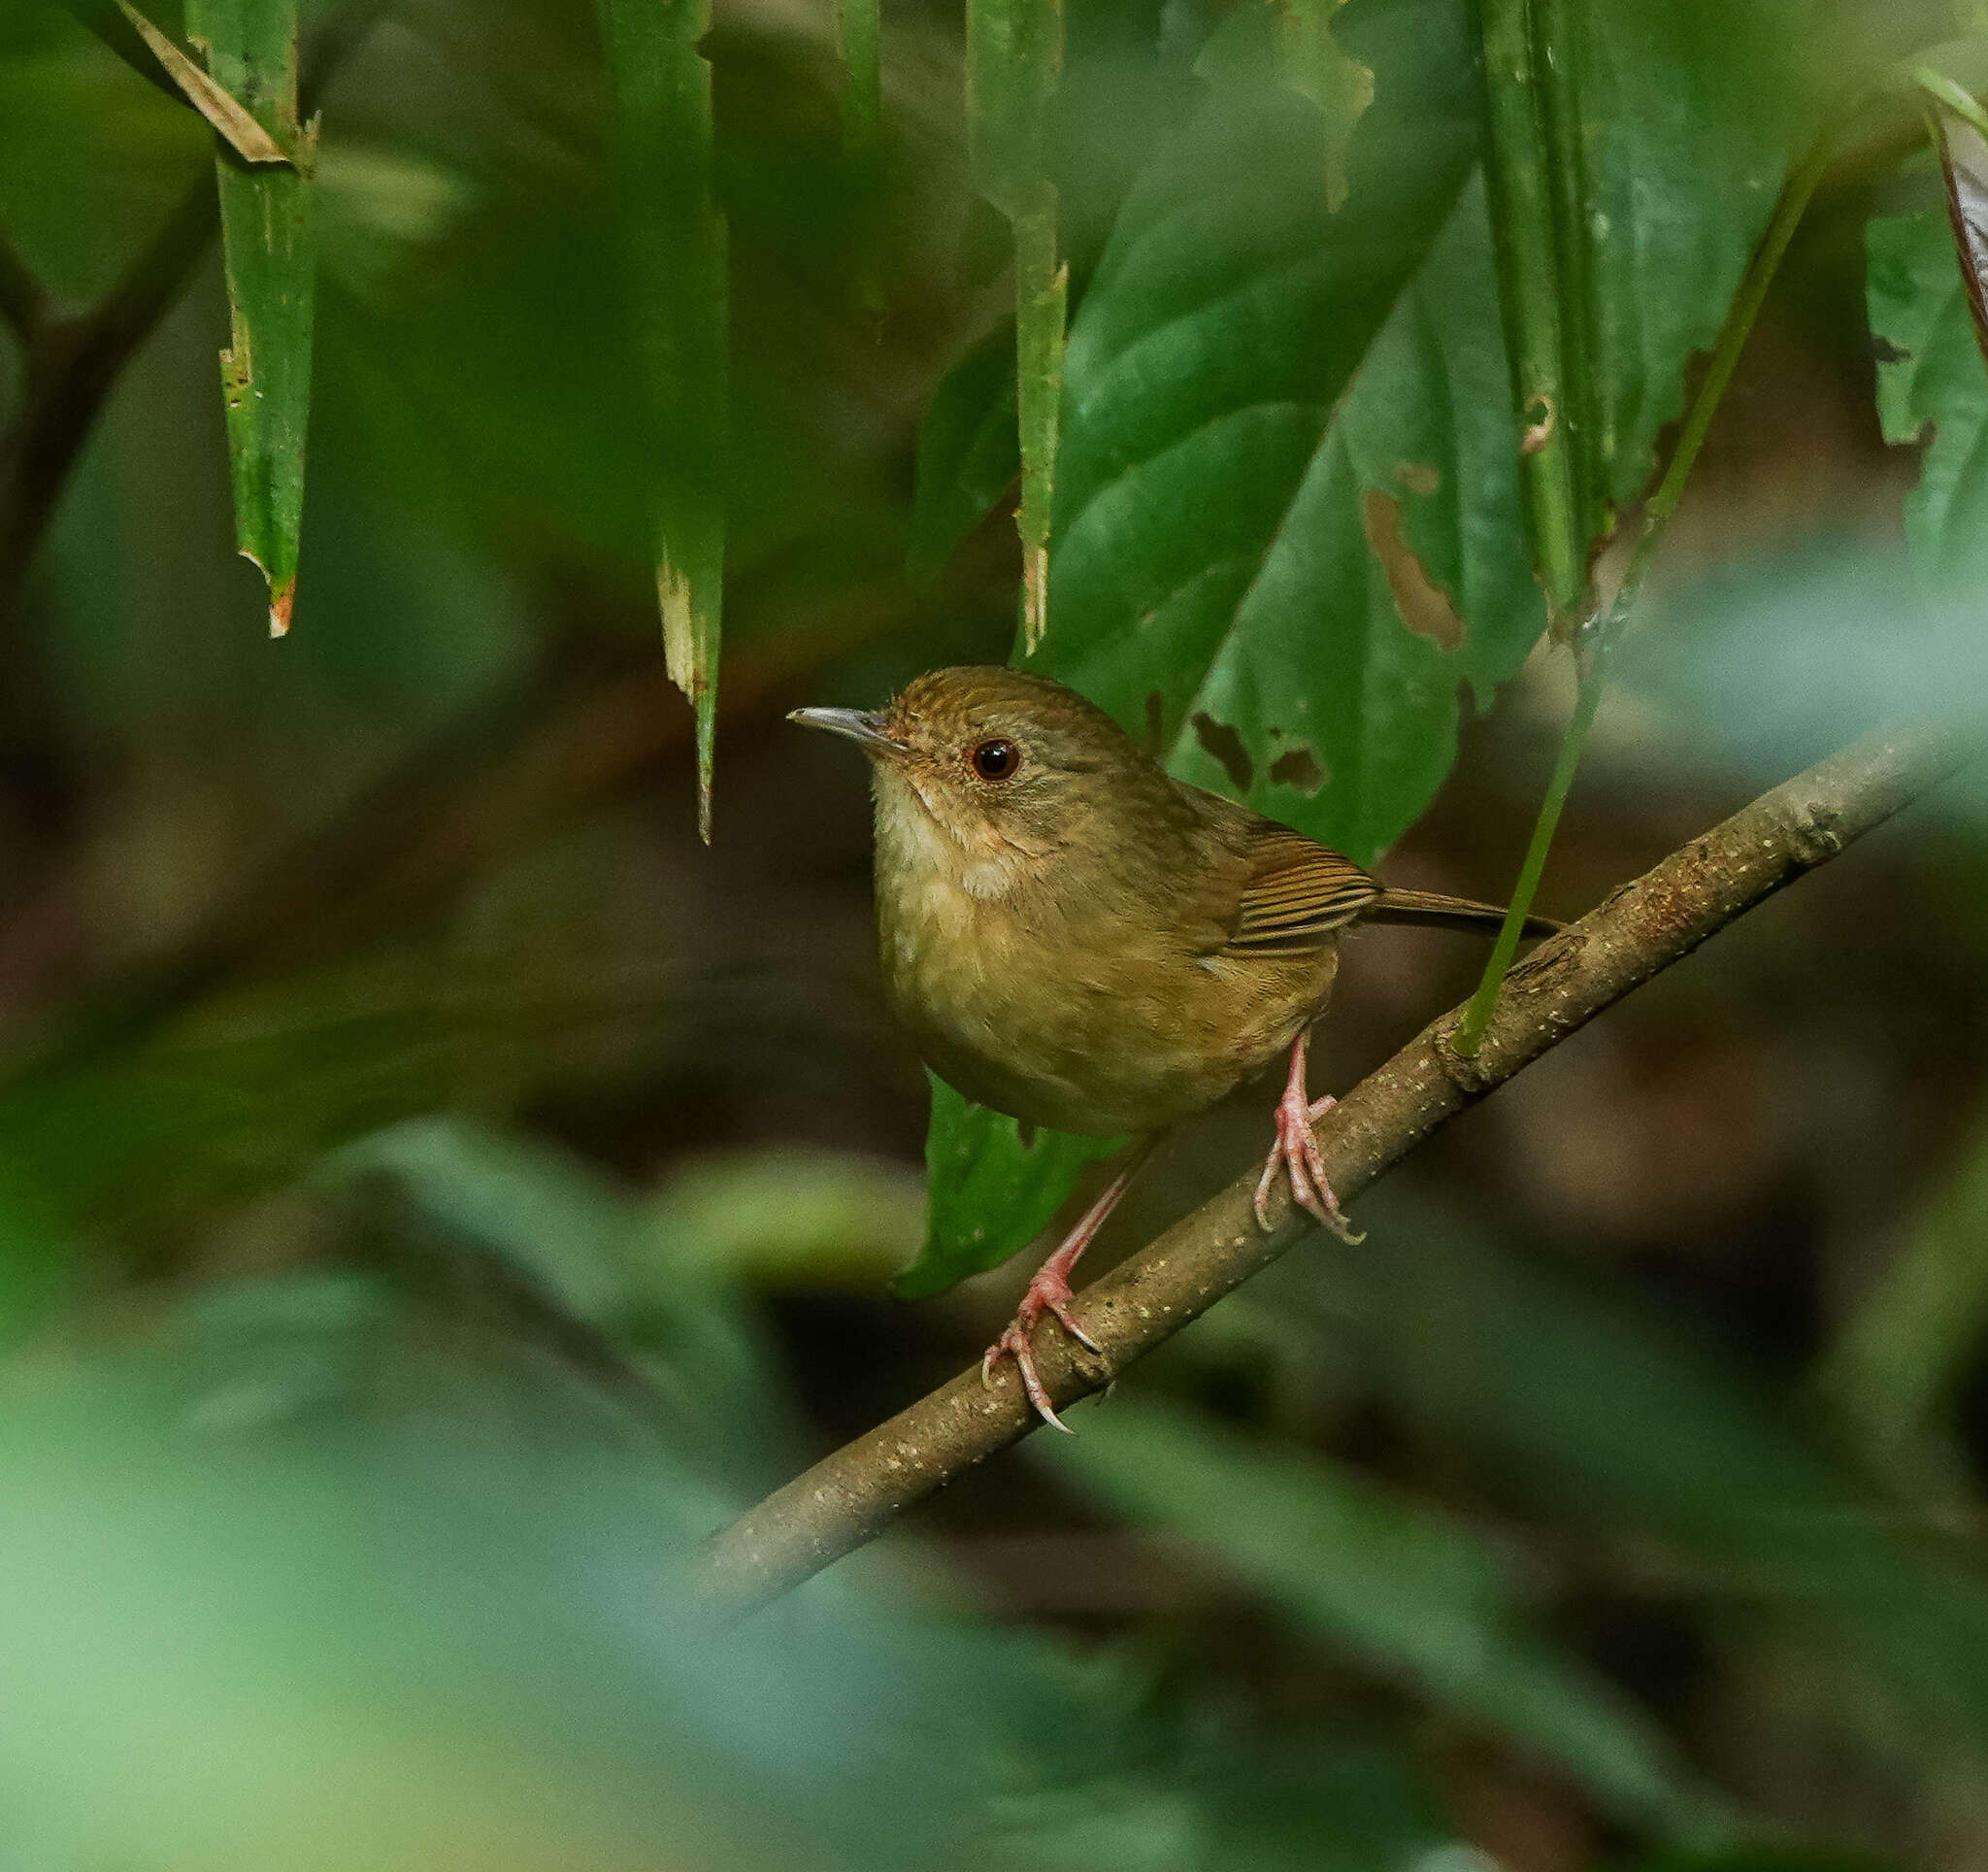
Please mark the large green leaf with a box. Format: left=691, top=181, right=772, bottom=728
left=1871, top=202, right=1988, bottom=590
left=912, top=0, right=1834, bottom=1296
left=1037, top=1394, right=1731, bottom=1838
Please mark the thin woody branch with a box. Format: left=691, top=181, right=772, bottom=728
left=696, top=719, right=1974, bottom=1621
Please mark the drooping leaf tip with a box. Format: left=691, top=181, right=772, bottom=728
left=1023, top=545, right=1048, bottom=652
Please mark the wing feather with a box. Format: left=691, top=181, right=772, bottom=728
left=1224, top=823, right=1381, bottom=954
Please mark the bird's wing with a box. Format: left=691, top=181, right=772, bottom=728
left=1222, top=819, right=1382, bottom=955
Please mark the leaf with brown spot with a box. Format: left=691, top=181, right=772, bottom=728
left=1269, top=744, right=1326, bottom=795
left=1359, top=487, right=1463, bottom=651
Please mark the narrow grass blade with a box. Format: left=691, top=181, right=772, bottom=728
left=596, top=0, right=729, bottom=841
left=183, top=0, right=316, bottom=636
left=968, top=0, right=1065, bottom=650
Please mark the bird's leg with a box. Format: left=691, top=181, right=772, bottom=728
left=982, top=1140, right=1156, bottom=1433
left=1253, top=1028, right=1362, bottom=1242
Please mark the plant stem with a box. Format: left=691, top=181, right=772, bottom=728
left=1450, top=120, right=1840, bottom=1055
left=1477, top=0, right=1586, bottom=632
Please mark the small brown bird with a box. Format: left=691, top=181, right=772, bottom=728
left=793, top=666, right=1555, bottom=1427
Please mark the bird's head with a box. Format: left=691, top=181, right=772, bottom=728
left=789, top=666, right=1162, bottom=868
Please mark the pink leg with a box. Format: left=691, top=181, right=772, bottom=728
left=1252, top=1029, right=1361, bottom=1242
left=982, top=1140, right=1155, bottom=1433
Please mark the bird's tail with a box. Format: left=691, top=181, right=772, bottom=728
left=1365, top=888, right=1561, bottom=939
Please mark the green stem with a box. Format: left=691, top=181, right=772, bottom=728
left=1451, top=120, right=1841, bottom=1055
left=1476, top=0, right=1585, bottom=632
left=1013, top=185, right=1066, bottom=652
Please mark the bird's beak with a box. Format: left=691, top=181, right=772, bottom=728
left=787, top=706, right=904, bottom=756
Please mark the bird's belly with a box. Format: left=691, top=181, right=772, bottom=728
left=881, top=886, right=1336, bottom=1136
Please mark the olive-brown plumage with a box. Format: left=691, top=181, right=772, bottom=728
left=791, top=666, right=1553, bottom=1426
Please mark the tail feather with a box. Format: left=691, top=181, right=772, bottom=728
left=1366, top=888, right=1561, bottom=939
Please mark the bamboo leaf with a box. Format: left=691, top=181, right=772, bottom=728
left=183, top=0, right=316, bottom=637
left=968, top=0, right=1066, bottom=651
left=115, top=0, right=293, bottom=166
left=596, top=0, right=729, bottom=843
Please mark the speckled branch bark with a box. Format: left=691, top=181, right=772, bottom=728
left=697, top=721, right=1974, bottom=1621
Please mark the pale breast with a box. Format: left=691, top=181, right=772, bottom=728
left=875, top=786, right=1337, bottom=1134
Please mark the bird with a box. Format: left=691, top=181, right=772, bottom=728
left=791, top=666, right=1557, bottom=1428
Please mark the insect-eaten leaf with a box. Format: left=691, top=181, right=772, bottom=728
left=893, top=1075, right=1128, bottom=1299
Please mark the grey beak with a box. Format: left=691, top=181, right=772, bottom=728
left=787, top=706, right=903, bottom=755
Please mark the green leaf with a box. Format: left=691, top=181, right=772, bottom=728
left=595, top=0, right=728, bottom=841
left=892, top=1073, right=1127, bottom=1298
left=1036, top=1394, right=1729, bottom=1838
left=908, top=319, right=1018, bottom=590
left=183, top=0, right=315, bottom=637
left=968, top=0, right=1068, bottom=649
left=1871, top=203, right=1988, bottom=590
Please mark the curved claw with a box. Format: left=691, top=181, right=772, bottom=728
left=1256, top=1084, right=1363, bottom=1244
left=983, top=1319, right=1074, bottom=1431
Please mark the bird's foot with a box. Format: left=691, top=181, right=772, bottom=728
left=981, top=1263, right=1102, bottom=1434
left=1253, top=1084, right=1362, bottom=1242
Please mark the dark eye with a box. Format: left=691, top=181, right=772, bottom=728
left=970, top=737, right=1019, bottom=781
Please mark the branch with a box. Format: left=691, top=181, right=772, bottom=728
left=697, top=720, right=1975, bottom=1621
left=0, top=176, right=217, bottom=613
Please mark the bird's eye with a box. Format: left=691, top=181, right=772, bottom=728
left=970, top=737, right=1019, bottom=781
